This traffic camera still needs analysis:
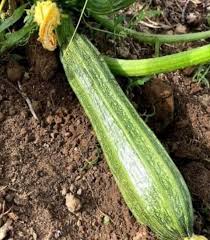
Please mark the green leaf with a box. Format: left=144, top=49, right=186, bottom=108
left=0, top=21, right=36, bottom=54
left=0, top=4, right=26, bottom=33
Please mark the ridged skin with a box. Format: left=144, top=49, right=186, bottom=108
left=60, top=34, right=194, bottom=240
left=64, top=0, right=136, bottom=14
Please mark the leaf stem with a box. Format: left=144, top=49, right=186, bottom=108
left=93, top=14, right=210, bottom=45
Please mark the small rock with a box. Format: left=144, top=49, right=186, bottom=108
left=76, top=220, right=82, bottom=227
left=133, top=227, right=148, bottom=240
left=186, top=12, right=197, bottom=24
left=23, top=72, right=30, bottom=80
left=117, top=46, right=130, bottom=58
left=6, top=59, right=24, bottom=82
left=65, top=193, right=81, bottom=213
left=8, top=212, right=18, bottom=221
left=20, top=128, right=27, bottom=136
left=183, top=67, right=195, bottom=76
left=8, top=108, right=16, bottom=116
left=75, top=175, right=81, bottom=181
left=175, top=24, right=187, bottom=34
left=69, top=184, right=75, bottom=193
left=102, top=215, right=110, bottom=225
left=77, top=188, right=82, bottom=196
left=5, top=193, right=14, bottom=203
left=62, top=147, right=69, bottom=156
left=46, top=115, right=54, bottom=125
left=166, top=30, right=173, bottom=35
left=20, top=111, right=28, bottom=119
left=61, top=186, right=67, bottom=196
left=54, top=115, right=63, bottom=125
left=29, top=228, right=37, bottom=240
left=32, top=231, right=37, bottom=240
left=54, top=230, right=62, bottom=239
left=37, top=170, right=46, bottom=177
left=14, top=194, right=28, bottom=206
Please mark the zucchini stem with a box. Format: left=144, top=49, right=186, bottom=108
left=105, top=44, right=210, bottom=76
left=93, top=14, right=210, bottom=45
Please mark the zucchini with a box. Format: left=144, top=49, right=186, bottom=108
left=58, top=20, right=207, bottom=240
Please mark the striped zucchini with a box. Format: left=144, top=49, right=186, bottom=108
left=59, top=24, right=207, bottom=240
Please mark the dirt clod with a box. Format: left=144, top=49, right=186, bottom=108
left=142, top=77, right=174, bottom=132
left=175, top=24, right=187, bottom=33
left=14, top=194, right=28, bottom=206
left=26, top=38, right=58, bottom=81
left=181, top=162, right=210, bottom=203
left=6, top=60, right=24, bottom=83
left=65, top=193, right=82, bottom=213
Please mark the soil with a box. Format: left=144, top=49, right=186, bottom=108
left=0, top=1, right=210, bottom=240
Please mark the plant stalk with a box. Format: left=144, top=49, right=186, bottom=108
left=93, top=14, right=210, bottom=45
left=0, top=0, right=7, bottom=13
left=105, top=44, right=210, bottom=76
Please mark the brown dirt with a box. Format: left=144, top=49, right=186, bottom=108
left=0, top=43, right=155, bottom=239
left=0, top=1, right=210, bottom=239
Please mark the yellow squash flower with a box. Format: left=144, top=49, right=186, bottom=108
left=34, top=1, right=60, bottom=51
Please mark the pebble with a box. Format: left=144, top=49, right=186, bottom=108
left=117, top=46, right=130, bottom=58
left=75, top=175, right=81, bottom=181
left=65, top=193, right=81, bottom=213
left=186, top=12, right=198, bottom=25
left=54, top=230, right=62, bottom=239
left=8, top=212, right=18, bottom=221
left=8, top=108, right=16, bottom=116
left=54, top=115, right=63, bottom=124
left=61, top=186, right=67, bottom=196
left=76, top=220, right=82, bottom=227
left=133, top=228, right=148, bottom=240
left=77, top=188, right=82, bottom=196
left=46, top=115, right=54, bottom=125
left=69, top=184, right=75, bottom=193
left=14, top=194, right=28, bottom=206
left=6, top=59, right=24, bottom=82
left=175, top=23, right=187, bottom=34
left=20, top=111, right=29, bottom=119
left=5, top=193, right=14, bottom=203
